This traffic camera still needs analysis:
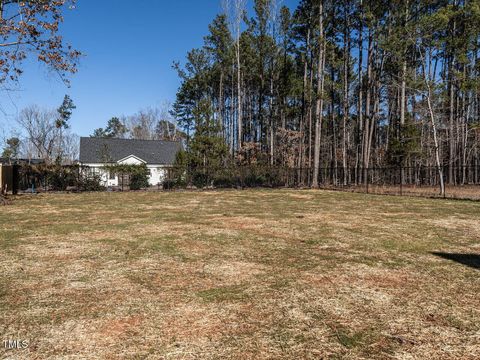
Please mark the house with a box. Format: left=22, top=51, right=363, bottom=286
left=79, top=137, right=182, bottom=187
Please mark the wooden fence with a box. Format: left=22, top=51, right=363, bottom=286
left=0, top=164, right=18, bottom=195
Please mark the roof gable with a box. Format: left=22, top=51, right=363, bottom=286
left=117, top=154, right=147, bottom=164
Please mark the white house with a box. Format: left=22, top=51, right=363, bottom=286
left=79, top=137, right=182, bottom=187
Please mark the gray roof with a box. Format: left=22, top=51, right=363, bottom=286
left=79, top=137, right=182, bottom=165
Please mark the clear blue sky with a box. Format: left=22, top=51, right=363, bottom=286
left=0, top=0, right=298, bottom=138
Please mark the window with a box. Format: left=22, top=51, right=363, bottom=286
left=109, top=171, right=115, bottom=180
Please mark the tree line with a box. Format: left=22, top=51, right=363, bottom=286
left=1, top=102, right=185, bottom=164
left=91, top=104, right=185, bottom=141
left=1, top=96, right=78, bottom=164
left=172, top=0, right=480, bottom=193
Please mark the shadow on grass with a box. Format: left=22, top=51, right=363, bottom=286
left=431, top=252, right=480, bottom=270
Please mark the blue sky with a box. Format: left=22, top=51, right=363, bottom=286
left=0, top=0, right=298, bottom=138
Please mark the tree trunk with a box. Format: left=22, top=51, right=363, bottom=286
left=342, top=3, right=350, bottom=185
left=421, top=48, right=445, bottom=196
left=312, top=1, right=324, bottom=188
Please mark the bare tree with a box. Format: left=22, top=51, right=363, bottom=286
left=14, top=104, right=78, bottom=163
left=16, top=105, right=59, bottom=161
left=0, top=0, right=81, bottom=86
left=419, top=47, right=445, bottom=196
left=127, top=108, right=157, bottom=140
left=61, top=132, right=79, bottom=163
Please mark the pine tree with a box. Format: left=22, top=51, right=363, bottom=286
left=170, top=0, right=480, bottom=191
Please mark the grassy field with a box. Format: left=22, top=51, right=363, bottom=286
left=321, top=184, right=480, bottom=201
left=1, top=190, right=479, bottom=359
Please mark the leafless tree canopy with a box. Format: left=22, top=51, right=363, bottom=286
left=0, top=0, right=81, bottom=86
left=15, top=104, right=77, bottom=162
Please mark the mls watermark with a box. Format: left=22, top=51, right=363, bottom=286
left=3, top=339, right=29, bottom=350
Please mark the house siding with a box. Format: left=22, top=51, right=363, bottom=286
left=82, top=162, right=170, bottom=187
left=79, top=138, right=181, bottom=188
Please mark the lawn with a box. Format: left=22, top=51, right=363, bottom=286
left=1, top=190, right=479, bottom=359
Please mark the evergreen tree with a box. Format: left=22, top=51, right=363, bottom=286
left=171, top=0, right=480, bottom=190
left=1, top=137, right=20, bottom=161
left=91, top=117, right=128, bottom=138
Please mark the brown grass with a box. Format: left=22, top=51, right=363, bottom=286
left=323, top=184, right=480, bottom=200
left=1, top=189, right=479, bottom=359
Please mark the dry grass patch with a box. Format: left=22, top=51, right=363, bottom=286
left=1, top=189, right=479, bottom=359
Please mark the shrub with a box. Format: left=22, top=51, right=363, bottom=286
left=130, top=171, right=149, bottom=190
left=47, top=170, right=69, bottom=191
left=213, top=173, right=236, bottom=188
left=265, top=169, right=283, bottom=187
left=244, top=172, right=266, bottom=187
left=162, top=179, right=177, bottom=190
left=46, top=166, right=78, bottom=191
left=192, top=172, right=211, bottom=188
left=78, top=174, right=104, bottom=192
